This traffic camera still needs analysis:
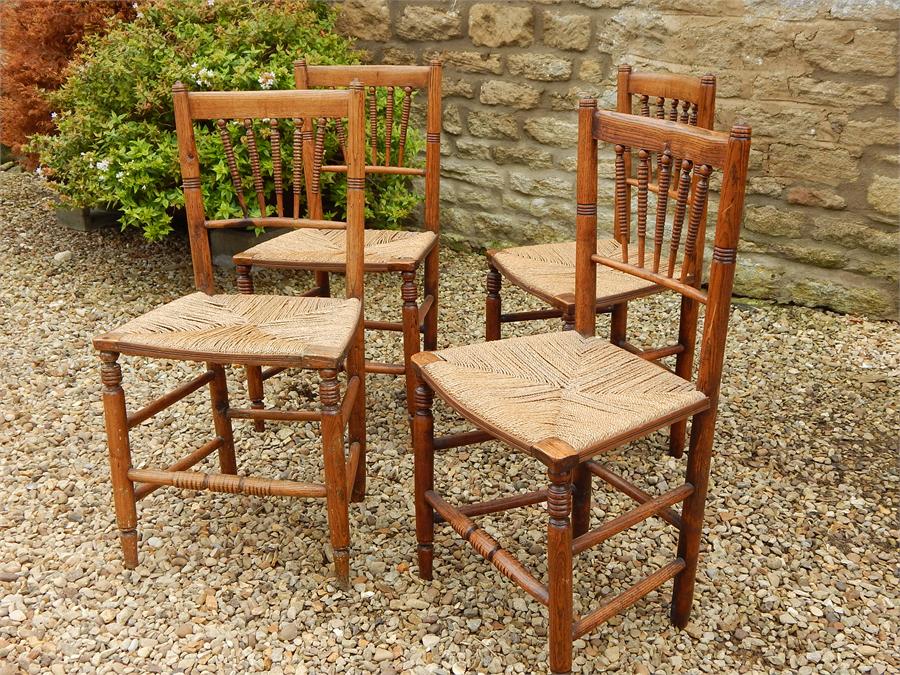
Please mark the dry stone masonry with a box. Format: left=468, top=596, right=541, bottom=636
left=335, top=0, right=900, bottom=318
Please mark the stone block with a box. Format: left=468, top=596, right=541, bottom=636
left=426, top=50, right=503, bottom=75
left=542, top=11, right=592, bottom=51
left=785, top=187, right=846, bottom=210
left=382, top=47, right=417, bottom=65
left=767, top=144, right=859, bottom=187
left=867, top=175, right=900, bottom=217
left=524, top=117, right=578, bottom=148
left=507, top=53, right=573, bottom=82
left=441, top=158, right=505, bottom=189
left=795, top=24, right=897, bottom=76
left=480, top=80, right=542, bottom=109
left=455, top=139, right=493, bottom=160
left=578, top=58, right=609, bottom=84
left=336, top=0, right=391, bottom=41
left=396, top=5, right=462, bottom=41
left=468, top=110, right=519, bottom=139
left=787, top=77, right=889, bottom=107
left=743, top=205, right=808, bottom=238
left=510, top=173, right=572, bottom=198
left=443, top=78, right=475, bottom=99
left=492, top=145, right=554, bottom=169
left=841, top=117, right=900, bottom=152
left=443, top=105, right=462, bottom=135
left=813, top=215, right=898, bottom=256
left=469, top=4, right=534, bottom=47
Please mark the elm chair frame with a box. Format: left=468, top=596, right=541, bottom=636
left=94, top=84, right=368, bottom=587
left=412, top=104, right=750, bottom=673
left=485, top=64, right=716, bottom=459
left=235, top=59, right=442, bottom=422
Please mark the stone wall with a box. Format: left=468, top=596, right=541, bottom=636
left=336, top=0, right=900, bottom=318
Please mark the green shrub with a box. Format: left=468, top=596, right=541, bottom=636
left=30, top=0, right=423, bottom=241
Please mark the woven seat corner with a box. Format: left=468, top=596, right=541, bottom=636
left=490, top=239, right=678, bottom=310
left=93, top=292, right=361, bottom=369
left=415, top=331, right=707, bottom=463
left=233, top=228, right=437, bottom=272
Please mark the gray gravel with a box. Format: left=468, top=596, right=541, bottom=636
left=1, top=171, right=898, bottom=674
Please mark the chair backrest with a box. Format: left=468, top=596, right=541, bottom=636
left=575, top=101, right=751, bottom=403
left=172, top=83, right=366, bottom=303
left=615, top=65, right=717, bottom=260
left=294, top=59, right=442, bottom=233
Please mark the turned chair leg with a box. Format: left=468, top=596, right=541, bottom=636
left=671, top=414, right=715, bottom=627
left=401, top=270, right=421, bottom=417
left=208, top=363, right=237, bottom=474
left=412, top=378, right=435, bottom=580
left=610, top=303, right=627, bottom=347
left=485, top=264, right=502, bottom=341
left=100, top=351, right=139, bottom=568
left=319, top=368, right=350, bottom=587
left=547, top=467, right=574, bottom=674
left=237, top=265, right=266, bottom=432
left=562, top=307, right=576, bottom=332
left=423, top=247, right=439, bottom=351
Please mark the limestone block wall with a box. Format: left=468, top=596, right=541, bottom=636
left=336, top=0, right=900, bottom=318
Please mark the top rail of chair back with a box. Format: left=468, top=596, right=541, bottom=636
left=297, top=62, right=435, bottom=89
left=624, top=71, right=713, bottom=104
left=593, top=110, right=731, bottom=168
left=176, top=86, right=354, bottom=120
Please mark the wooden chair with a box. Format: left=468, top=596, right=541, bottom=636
left=485, top=65, right=716, bottom=459
left=93, top=84, right=368, bottom=587
left=233, top=60, right=442, bottom=421
left=412, top=104, right=751, bottom=673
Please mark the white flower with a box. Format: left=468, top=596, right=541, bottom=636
left=195, top=66, right=214, bottom=87
left=258, top=72, right=276, bottom=89
left=207, top=0, right=214, bottom=5
left=34, top=166, right=46, bottom=178
left=50, top=111, right=57, bottom=119
left=95, top=160, right=110, bottom=172
left=116, top=171, right=125, bottom=179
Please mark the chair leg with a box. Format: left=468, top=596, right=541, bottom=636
left=208, top=363, right=237, bottom=474
left=423, top=246, right=439, bottom=351
left=562, top=307, right=575, bottom=332
left=237, top=265, right=266, bottom=432
left=412, top=377, right=435, bottom=580
left=547, top=467, right=574, bottom=674
left=610, top=303, right=627, bottom=347
left=669, top=296, right=700, bottom=458
left=485, top=264, right=502, bottom=341
left=347, top=330, right=367, bottom=503
left=671, top=412, right=715, bottom=627
left=315, top=271, right=331, bottom=297
left=572, top=463, right=591, bottom=538
left=100, top=351, right=138, bottom=569
left=401, top=270, right=420, bottom=417
left=319, top=368, right=350, bottom=587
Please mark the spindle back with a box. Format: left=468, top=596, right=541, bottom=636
left=294, top=60, right=442, bottom=232
left=172, top=84, right=367, bottom=300
left=575, top=103, right=750, bottom=400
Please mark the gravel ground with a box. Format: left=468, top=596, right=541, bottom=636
left=0, top=171, right=898, bottom=675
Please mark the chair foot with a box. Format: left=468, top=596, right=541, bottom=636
left=333, top=548, right=350, bottom=588
left=120, top=529, right=138, bottom=569
left=485, top=264, right=502, bottom=341
left=417, top=544, right=433, bottom=580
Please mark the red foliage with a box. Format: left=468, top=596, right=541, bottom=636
left=0, top=0, right=132, bottom=164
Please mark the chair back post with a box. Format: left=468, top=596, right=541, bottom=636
left=694, top=124, right=751, bottom=403
left=294, top=58, right=322, bottom=219
left=574, top=98, right=599, bottom=337
left=424, top=59, right=442, bottom=234
left=345, top=81, right=366, bottom=304
left=173, top=81, right=216, bottom=295
left=696, top=74, right=717, bottom=130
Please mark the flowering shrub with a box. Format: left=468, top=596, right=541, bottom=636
left=0, top=0, right=132, bottom=164
left=30, top=0, right=422, bottom=240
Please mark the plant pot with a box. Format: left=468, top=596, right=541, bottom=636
left=209, top=227, right=289, bottom=267
left=55, top=205, right=121, bottom=232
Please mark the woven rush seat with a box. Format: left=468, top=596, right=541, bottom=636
left=413, top=331, right=707, bottom=459
left=490, top=238, right=681, bottom=311
left=93, top=292, right=361, bottom=369
left=233, top=228, right=438, bottom=273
